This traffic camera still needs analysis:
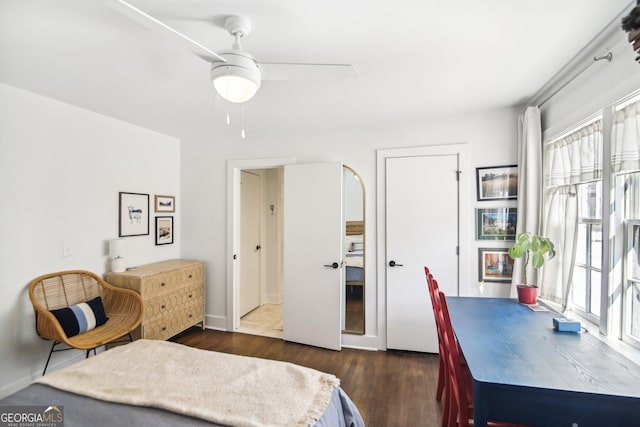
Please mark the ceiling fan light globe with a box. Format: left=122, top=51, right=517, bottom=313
left=211, top=51, right=261, bottom=103
left=213, top=73, right=259, bottom=103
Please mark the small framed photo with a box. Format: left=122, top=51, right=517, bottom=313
left=476, top=165, right=518, bottom=201
left=119, top=192, right=149, bottom=237
left=154, top=195, right=175, bottom=213
left=155, top=216, right=174, bottom=245
left=477, top=208, right=517, bottom=241
left=478, top=248, right=514, bottom=283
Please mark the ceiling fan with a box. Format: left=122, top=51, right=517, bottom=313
left=109, top=0, right=358, bottom=104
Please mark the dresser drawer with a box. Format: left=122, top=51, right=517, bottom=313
left=143, top=283, right=204, bottom=325
left=140, top=263, right=204, bottom=299
left=141, top=301, right=204, bottom=340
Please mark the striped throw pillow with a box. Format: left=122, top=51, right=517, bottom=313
left=50, top=297, right=109, bottom=338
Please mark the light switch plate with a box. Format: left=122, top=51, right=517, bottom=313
left=63, top=241, right=74, bottom=257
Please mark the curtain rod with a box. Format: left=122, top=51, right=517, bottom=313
left=531, top=1, right=636, bottom=108
left=537, top=52, right=613, bottom=108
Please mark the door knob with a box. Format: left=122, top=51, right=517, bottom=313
left=324, top=262, right=340, bottom=269
left=389, top=260, right=403, bottom=267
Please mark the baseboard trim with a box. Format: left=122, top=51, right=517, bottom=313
left=204, top=314, right=227, bottom=331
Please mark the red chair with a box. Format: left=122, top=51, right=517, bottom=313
left=425, top=267, right=452, bottom=427
left=436, top=290, right=528, bottom=427
left=424, top=266, right=446, bottom=402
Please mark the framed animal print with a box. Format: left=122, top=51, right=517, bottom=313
left=119, top=192, right=149, bottom=237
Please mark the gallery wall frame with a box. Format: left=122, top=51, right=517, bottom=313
left=119, top=192, right=149, bottom=237
left=155, top=216, right=174, bottom=245
left=478, top=247, right=514, bottom=283
left=476, top=165, right=518, bottom=201
left=154, top=195, right=175, bottom=213
left=476, top=207, right=518, bottom=241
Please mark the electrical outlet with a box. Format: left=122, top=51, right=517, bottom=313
left=63, top=241, right=74, bottom=257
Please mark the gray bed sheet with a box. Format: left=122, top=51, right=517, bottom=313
left=1, top=383, right=364, bottom=427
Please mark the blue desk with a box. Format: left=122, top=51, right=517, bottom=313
left=446, top=297, right=640, bottom=427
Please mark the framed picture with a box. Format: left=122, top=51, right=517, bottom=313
left=119, top=192, right=149, bottom=237
left=155, top=216, right=174, bottom=245
left=478, top=248, right=514, bottom=282
left=476, top=165, right=518, bottom=201
left=154, top=195, right=175, bottom=213
left=476, top=208, right=517, bottom=240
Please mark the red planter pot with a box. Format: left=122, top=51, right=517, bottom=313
left=516, top=285, right=538, bottom=305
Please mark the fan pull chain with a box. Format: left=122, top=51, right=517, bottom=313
left=225, top=67, right=231, bottom=125
left=241, top=103, right=246, bottom=139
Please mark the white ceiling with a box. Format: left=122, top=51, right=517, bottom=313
left=0, top=0, right=633, bottom=140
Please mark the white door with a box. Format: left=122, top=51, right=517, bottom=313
left=239, top=171, right=261, bottom=317
left=283, top=162, right=343, bottom=350
left=386, top=154, right=459, bottom=352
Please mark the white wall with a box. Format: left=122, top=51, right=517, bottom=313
left=0, top=83, right=181, bottom=397
left=181, top=106, right=520, bottom=349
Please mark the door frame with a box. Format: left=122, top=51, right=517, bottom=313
left=376, top=144, right=470, bottom=350
left=227, top=157, right=296, bottom=331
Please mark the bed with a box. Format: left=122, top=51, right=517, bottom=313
left=0, top=340, right=364, bottom=427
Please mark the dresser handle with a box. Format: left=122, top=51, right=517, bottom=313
left=188, top=294, right=192, bottom=298
left=162, top=326, right=166, bottom=331
left=161, top=282, right=165, bottom=287
left=189, top=314, right=193, bottom=318
left=188, top=274, right=192, bottom=278
left=161, top=305, right=165, bottom=309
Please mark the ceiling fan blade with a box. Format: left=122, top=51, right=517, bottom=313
left=108, top=0, right=225, bottom=63
left=257, top=63, right=358, bottom=81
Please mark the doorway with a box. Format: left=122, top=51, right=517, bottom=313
left=235, top=169, right=285, bottom=339
left=228, top=160, right=348, bottom=350
left=227, top=158, right=294, bottom=336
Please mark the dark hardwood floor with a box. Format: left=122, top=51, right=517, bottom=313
left=345, top=286, right=364, bottom=332
left=172, top=327, right=443, bottom=427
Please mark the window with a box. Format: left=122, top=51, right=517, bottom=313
left=622, top=173, right=640, bottom=348
left=571, top=181, right=602, bottom=321
left=543, top=90, right=640, bottom=349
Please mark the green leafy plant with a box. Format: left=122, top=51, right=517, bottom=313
left=508, top=232, right=556, bottom=286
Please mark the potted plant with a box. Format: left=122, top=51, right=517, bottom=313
left=622, top=1, right=640, bottom=62
left=508, top=232, right=556, bottom=305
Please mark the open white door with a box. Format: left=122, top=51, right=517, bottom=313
left=283, top=162, right=343, bottom=350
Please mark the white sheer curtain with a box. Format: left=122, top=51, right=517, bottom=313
left=612, top=100, right=640, bottom=173
left=546, top=121, right=602, bottom=185
left=540, top=120, right=602, bottom=309
left=511, top=106, right=542, bottom=295
left=540, top=187, right=578, bottom=309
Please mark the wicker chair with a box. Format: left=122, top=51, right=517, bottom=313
left=29, top=270, right=144, bottom=375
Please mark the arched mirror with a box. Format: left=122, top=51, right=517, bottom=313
left=343, top=165, right=365, bottom=334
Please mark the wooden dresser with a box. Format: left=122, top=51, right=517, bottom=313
left=106, top=259, right=205, bottom=340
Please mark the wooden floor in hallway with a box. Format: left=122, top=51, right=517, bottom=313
left=172, top=327, right=444, bottom=427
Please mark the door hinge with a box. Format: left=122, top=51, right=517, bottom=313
left=456, top=246, right=459, bottom=256
left=233, top=254, right=237, bottom=260
left=456, top=170, right=462, bottom=181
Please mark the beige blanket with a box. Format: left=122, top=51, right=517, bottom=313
left=36, top=339, right=339, bottom=427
